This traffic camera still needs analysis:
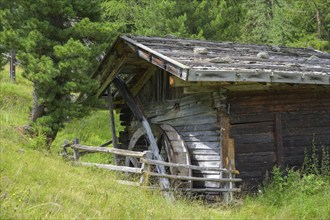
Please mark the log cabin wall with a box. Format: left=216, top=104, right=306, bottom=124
left=228, top=88, right=330, bottom=188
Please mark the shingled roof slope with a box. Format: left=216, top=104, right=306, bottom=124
left=93, top=35, right=330, bottom=96
left=125, top=35, right=330, bottom=84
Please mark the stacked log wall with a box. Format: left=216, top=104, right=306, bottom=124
left=228, top=88, right=330, bottom=187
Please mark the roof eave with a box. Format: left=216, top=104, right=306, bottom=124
left=188, top=69, right=330, bottom=85
left=121, top=35, right=190, bottom=80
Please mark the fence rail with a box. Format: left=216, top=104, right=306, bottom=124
left=62, top=139, right=241, bottom=202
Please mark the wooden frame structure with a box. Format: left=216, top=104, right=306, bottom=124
left=79, top=35, right=329, bottom=199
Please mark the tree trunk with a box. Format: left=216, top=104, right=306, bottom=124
left=316, top=9, right=321, bottom=38
left=31, top=82, right=44, bottom=122
left=312, top=1, right=322, bottom=38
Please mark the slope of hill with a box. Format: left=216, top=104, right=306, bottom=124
left=1, top=66, right=329, bottom=219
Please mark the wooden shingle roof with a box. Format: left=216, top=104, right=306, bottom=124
left=93, top=35, right=330, bottom=96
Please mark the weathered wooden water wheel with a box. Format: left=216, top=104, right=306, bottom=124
left=125, top=123, right=192, bottom=189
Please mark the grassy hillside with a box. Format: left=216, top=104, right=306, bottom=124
left=1, top=66, right=329, bottom=219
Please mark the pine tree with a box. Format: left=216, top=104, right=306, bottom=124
left=0, top=0, right=113, bottom=141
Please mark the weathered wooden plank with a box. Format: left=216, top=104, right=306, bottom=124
left=233, top=132, right=274, bottom=144
left=190, top=155, right=221, bottom=161
left=232, top=95, right=330, bottom=106
left=144, top=93, right=212, bottom=111
left=231, top=121, right=274, bottom=135
left=180, top=131, right=220, bottom=137
left=175, top=124, right=220, bottom=132
left=191, top=161, right=223, bottom=167
left=282, top=126, right=330, bottom=136
left=283, top=146, right=314, bottom=157
left=229, top=89, right=330, bottom=103
left=230, top=113, right=274, bottom=124
left=140, top=158, right=236, bottom=173
left=151, top=105, right=215, bottom=123
left=281, top=110, right=330, bottom=121
left=188, top=69, right=329, bottom=85
left=236, top=162, right=274, bottom=172
left=283, top=134, right=330, bottom=146
left=235, top=152, right=275, bottom=164
left=185, top=141, right=220, bottom=149
left=73, top=144, right=147, bottom=157
left=237, top=170, right=264, bottom=179
left=182, top=135, right=220, bottom=142
left=145, top=171, right=242, bottom=182
left=274, top=112, right=284, bottom=167
left=145, top=99, right=214, bottom=118
left=234, top=143, right=274, bottom=154
left=154, top=114, right=218, bottom=127
left=229, top=100, right=330, bottom=114
left=188, top=149, right=221, bottom=155
left=73, top=161, right=143, bottom=174
left=137, top=186, right=241, bottom=193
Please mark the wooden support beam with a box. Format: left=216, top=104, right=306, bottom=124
left=96, top=57, right=126, bottom=97
left=130, top=67, right=156, bottom=96
left=228, top=139, right=235, bottom=171
left=220, top=113, right=230, bottom=169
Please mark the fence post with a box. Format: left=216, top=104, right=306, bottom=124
left=10, top=50, right=16, bottom=82
left=140, top=151, right=152, bottom=186
left=107, top=86, right=119, bottom=165
left=73, top=138, right=80, bottom=161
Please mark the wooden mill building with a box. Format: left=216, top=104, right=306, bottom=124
left=91, top=35, right=330, bottom=189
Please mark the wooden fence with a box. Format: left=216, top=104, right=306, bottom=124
left=62, top=139, right=241, bottom=202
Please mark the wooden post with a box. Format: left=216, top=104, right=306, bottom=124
left=73, top=138, right=80, bottom=161
left=227, top=138, right=235, bottom=203
left=220, top=114, right=230, bottom=169
left=10, top=50, right=16, bottom=82
left=108, top=86, right=119, bottom=165
left=140, top=151, right=152, bottom=186
left=220, top=113, right=231, bottom=204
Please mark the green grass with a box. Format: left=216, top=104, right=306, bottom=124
left=1, top=65, right=329, bottom=219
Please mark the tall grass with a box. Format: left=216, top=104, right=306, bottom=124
left=1, top=66, right=329, bottom=219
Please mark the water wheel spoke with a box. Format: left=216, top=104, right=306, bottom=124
left=126, top=123, right=192, bottom=189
